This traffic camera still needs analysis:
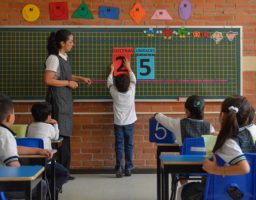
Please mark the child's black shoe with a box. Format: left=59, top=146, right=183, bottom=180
left=116, top=170, right=123, bottom=178
left=124, top=169, right=132, bottom=176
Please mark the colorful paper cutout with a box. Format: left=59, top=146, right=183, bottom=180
left=129, top=2, right=145, bottom=24
left=193, top=32, right=200, bottom=38
left=99, top=6, right=119, bottom=20
left=201, top=31, right=209, bottom=39
left=226, top=31, right=238, bottom=42
left=151, top=9, right=172, bottom=20
left=72, top=2, right=93, bottom=19
left=212, top=31, right=223, bottom=44
left=144, top=28, right=157, bottom=37
left=22, top=4, right=40, bottom=22
left=112, top=48, right=134, bottom=76
left=179, top=0, right=192, bottom=21
left=162, top=28, right=173, bottom=39
left=177, top=28, right=190, bottom=38
left=49, top=2, right=68, bottom=20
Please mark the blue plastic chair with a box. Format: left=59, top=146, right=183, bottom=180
left=16, top=138, right=44, bottom=148
left=181, top=137, right=207, bottom=177
left=0, top=192, right=7, bottom=200
left=204, top=153, right=256, bottom=200
left=181, top=137, right=206, bottom=155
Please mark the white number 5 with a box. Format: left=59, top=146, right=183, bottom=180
left=154, top=122, right=167, bottom=140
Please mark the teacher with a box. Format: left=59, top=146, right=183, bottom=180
left=44, top=29, right=91, bottom=180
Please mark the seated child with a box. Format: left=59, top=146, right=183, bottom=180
left=27, top=102, right=59, bottom=150
left=27, top=102, right=69, bottom=192
left=0, top=94, right=50, bottom=200
left=155, top=95, right=215, bottom=144
left=182, top=95, right=253, bottom=200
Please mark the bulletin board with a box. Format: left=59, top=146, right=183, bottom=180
left=0, top=26, right=241, bottom=101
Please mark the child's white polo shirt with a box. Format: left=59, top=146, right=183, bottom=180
left=0, top=126, right=19, bottom=166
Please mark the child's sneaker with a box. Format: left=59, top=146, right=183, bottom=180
left=124, top=169, right=132, bottom=176
left=115, top=169, right=123, bottom=178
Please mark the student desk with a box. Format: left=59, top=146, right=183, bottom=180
left=156, top=144, right=180, bottom=200
left=51, top=137, right=64, bottom=164
left=0, top=166, right=45, bottom=200
left=160, top=155, right=206, bottom=200
left=19, top=152, right=57, bottom=200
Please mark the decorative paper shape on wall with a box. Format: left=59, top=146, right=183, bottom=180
left=22, top=4, right=40, bottom=22
left=129, top=2, right=145, bottom=24
left=151, top=9, right=172, bottom=20
left=162, top=28, right=173, bottom=39
left=201, top=31, right=209, bottom=39
left=212, top=31, right=223, bottom=44
left=49, top=2, right=68, bottom=20
left=177, top=27, right=190, bottom=38
left=178, top=0, right=192, bottom=21
left=226, top=31, right=238, bottom=42
left=144, top=28, right=157, bottom=37
left=72, top=1, right=93, bottom=19
left=99, top=6, right=119, bottom=20
left=193, top=31, right=200, bottom=38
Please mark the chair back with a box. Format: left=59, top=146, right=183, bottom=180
left=204, top=153, right=256, bottom=200
left=149, top=117, right=176, bottom=144
left=202, top=135, right=217, bottom=156
left=16, top=138, right=44, bottom=149
left=181, top=137, right=206, bottom=155
left=10, top=124, right=28, bottom=138
left=0, top=192, right=7, bottom=200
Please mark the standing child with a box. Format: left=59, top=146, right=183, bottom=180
left=182, top=95, right=253, bottom=200
left=27, top=102, right=69, bottom=192
left=0, top=94, right=51, bottom=200
left=155, top=95, right=215, bottom=144
left=107, top=59, right=137, bottom=178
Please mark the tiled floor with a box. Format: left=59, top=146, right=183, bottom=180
left=59, top=174, right=156, bottom=200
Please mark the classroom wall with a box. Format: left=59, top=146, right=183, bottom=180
left=1, top=0, right=256, bottom=170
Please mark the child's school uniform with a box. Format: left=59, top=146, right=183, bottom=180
left=0, top=124, right=47, bottom=200
left=0, top=125, right=19, bottom=166
left=181, top=138, right=246, bottom=200
left=107, top=71, right=137, bottom=171
left=233, top=124, right=256, bottom=153
left=27, top=122, right=59, bottom=150
left=27, top=122, right=68, bottom=190
left=155, top=113, right=215, bottom=143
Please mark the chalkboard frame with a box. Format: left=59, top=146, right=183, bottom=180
left=0, top=26, right=242, bottom=102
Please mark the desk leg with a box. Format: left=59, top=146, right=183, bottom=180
left=170, top=174, right=178, bottom=200
left=157, top=147, right=161, bottom=200
left=163, top=168, right=169, bottom=200
left=51, top=159, right=56, bottom=200
left=25, top=182, right=32, bottom=200
left=37, top=180, right=42, bottom=200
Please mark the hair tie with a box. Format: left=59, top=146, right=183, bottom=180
left=193, top=100, right=203, bottom=110
left=228, top=106, right=239, bottom=113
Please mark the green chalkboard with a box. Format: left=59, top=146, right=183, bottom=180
left=0, top=26, right=241, bottom=101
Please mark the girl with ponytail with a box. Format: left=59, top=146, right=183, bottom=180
left=44, top=29, right=91, bottom=180
left=181, top=96, right=253, bottom=199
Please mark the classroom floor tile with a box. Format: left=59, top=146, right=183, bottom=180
left=59, top=174, right=156, bottom=200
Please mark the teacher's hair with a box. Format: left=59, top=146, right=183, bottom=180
left=47, top=29, right=72, bottom=55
